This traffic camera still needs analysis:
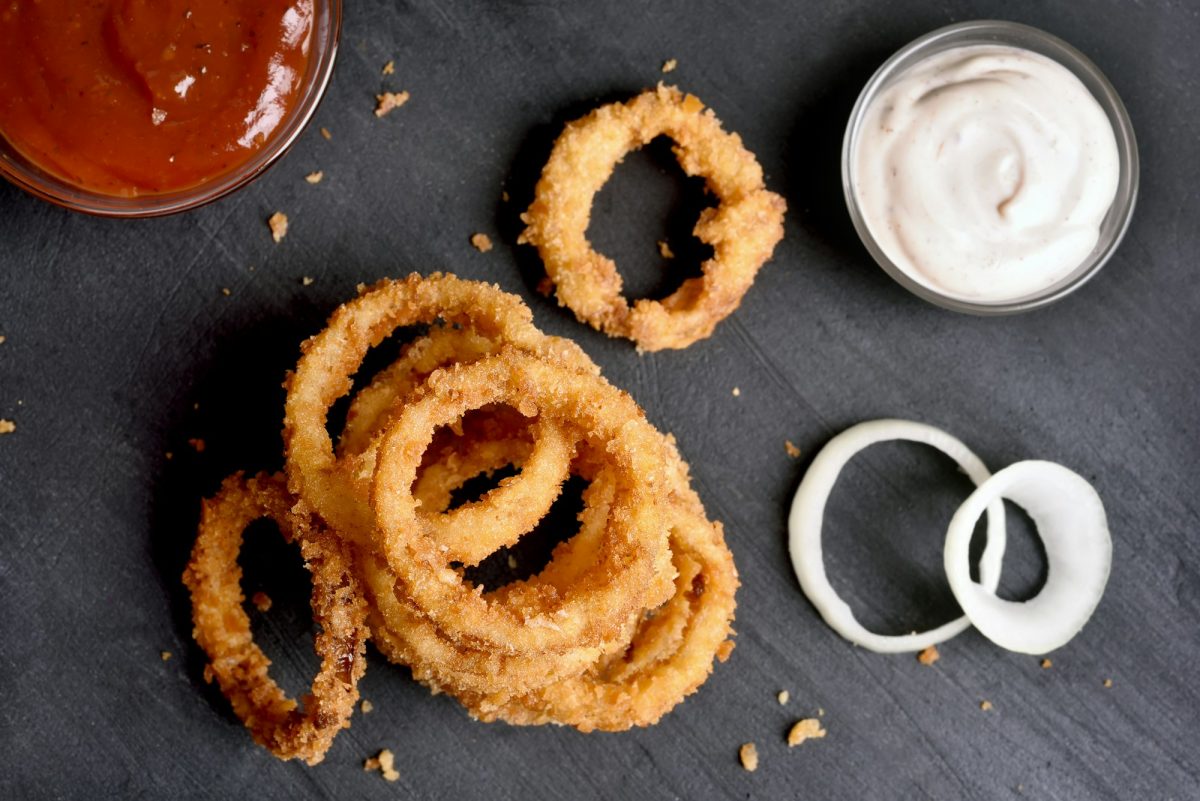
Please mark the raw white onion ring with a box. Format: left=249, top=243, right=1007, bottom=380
left=788, top=419, right=1007, bottom=653
left=944, top=460, right=1111, bottom=654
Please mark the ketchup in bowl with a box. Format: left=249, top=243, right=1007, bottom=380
left=0, top=0, right=316, bottom=199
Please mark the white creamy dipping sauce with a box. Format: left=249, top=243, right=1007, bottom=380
left=852, top=44, right=1120, bottom=302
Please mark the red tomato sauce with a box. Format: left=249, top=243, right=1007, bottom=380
left=0, top=0, right=314, bottom=197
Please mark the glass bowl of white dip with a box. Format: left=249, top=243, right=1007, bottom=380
left=842, top=20, right=1138, bottom=314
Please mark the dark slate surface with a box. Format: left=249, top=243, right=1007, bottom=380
left=1, top=1, right=1197, bottom=799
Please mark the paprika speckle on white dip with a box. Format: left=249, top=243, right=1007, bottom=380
left=851, top=44, right=1120, bottom=303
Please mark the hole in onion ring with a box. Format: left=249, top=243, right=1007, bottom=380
left=459, top=474, right=590, bottom=592
left=991, top=502, right=1049, bottom=603
left=821, top=441, right=985, bottom=635
left=588, top=137, right=714, bottom=302
left=238, top=518, right=320, bottom=700
left=328, top=324, right=427, bottom=449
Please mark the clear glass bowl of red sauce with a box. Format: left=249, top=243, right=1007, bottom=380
left=0, top=0, right=341, bottom=217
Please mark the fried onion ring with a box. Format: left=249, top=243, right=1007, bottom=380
left=371, top=350, right=675, bottom=653
left=181, top=472, right=368, bottom=764
left=519, top=84, right=786, bottom=351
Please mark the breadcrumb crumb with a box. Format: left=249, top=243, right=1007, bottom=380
left=507, top=554, right=518, bottom=570
left=787, top=718, right=826, bottom=747
left=980, top=700, right=993, bottom=711
left=658, top=240, right=675, bottom=259
left=1041, top=658, right=1052, bottom=669
left=785, top=440, right=801, bottom=458
left=0, top=419, right=14, bottom=435
left=536, top=276, right=554, bottom=297
left=1103, top=678, right=1113, bottom=688
left=160, top=650, right=172, bottom=662
left=187, top=438, right=205, bottom=453
left=0, top=335, right=6, bottom=345
left=305, top=171, right=324, bottom=184
left=302, top=276, right=315, bottom=286
left=662, top=58, right=678, bottom=73
left=777, top=690, right=789, bottom=705
left=165, top=451, right=174, bottom=460
left=203, top=664, right=215, bottom=684
left=268, top=212, right=289, bottom=243
left=320, top=127, right=332, bottom=140
left=364, top=749, right=399, bottom=781
left=251, top=592, right=272, bottom=613
left=221, top=287, right=231, bottom=297
left=382, top=60, right=395, bottom=75
left=917, top=645, right=940, bottom=666
left=501, top=190, right=510, bottom=203
left=738, top=742, right=758, bottom=772
left=375, top=91, right=410, bottom=117
left=716, top=639, right=735, bottom=662
left=731, top=387, right=740, bottom=397
left=470, top=233, right=494, bottom=253
left=361, top=699, right=374, bottom=714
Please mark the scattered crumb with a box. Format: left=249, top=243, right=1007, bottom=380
left=301, top=276, right=316, bottom=287
left=536, top=275, right=554, bottom=297
left=188, top=437, right=206, bottom=453
left=320, top=126, right=332, bottom=140
left=731, top=387, right=741, bottom=397
left=1103, top=678, right=1113, bottom=688
left=0, top=335, right=6, bottom=345
left=305, top=171, right=324, bottom=184
left=268, top=211, right=289, bottom=243
left=375, top=90, right=410, bottom=117
left=382, top=60, right=395, bottom=75
left=160, top=650, right=172, bottom=662
left=818, top=708, right=825, bottom=716
left=716, top=639, right=735, bottom=662
left=203, top=664, right=215, bottom=684
left=787, top=718, right=827, bottom=747
left=221, top=287, right=231, bottom=297
left=193, top=402, right=199, bottom=411
left=364, top=749, right=399, bottom=781
left=662, top=58, right=678, bottom=73
left=658, top=239, right=675, bottom=259
left=777, top=690, right=789, bottom=705
left=0, top=419, right=15, bottom=435
left=1041, top=658, right=1052, bottom=669
left=980, top=700, right=993, bottom=711
left=785, top=440, right=801, bottom=458
left=251, top=592, right=272, bottom=613
left=165, top=451, right=174, bottom=460
left=501, top=190, right=510, bottom=203
left=738, top=742, right=758, bottom=772
left=470, top=233, right=494, bottom=253
left=361, top=699, right=374, bottom=714
left=507, top=554, right=518, bottom=570
left=917, top=645, right=940, bottom=666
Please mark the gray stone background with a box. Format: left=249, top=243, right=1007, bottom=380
left=0, top=1, right=1196, bottom=799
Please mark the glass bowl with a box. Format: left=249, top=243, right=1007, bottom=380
left=0, top=0, right=342, bottom=218
left=841, top=20, right=1139, bottom=314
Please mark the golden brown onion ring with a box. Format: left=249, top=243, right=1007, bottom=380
left=371, top=350, right=675, bottom=654
left=181, top=473, right=368, bottom=764
left=519, top=84, right=786, bottom=351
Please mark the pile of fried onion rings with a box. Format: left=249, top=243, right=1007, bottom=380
left=520, top=85, right=786, bottom=351
left=183, top=273, right=738, bottom=764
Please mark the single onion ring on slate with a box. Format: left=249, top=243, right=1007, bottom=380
left=944, top=460, right=1111, bottom=655
left=519, top=84, right=786, bottom=352
left=787, top=419, right=1007, bottom=653
left=181, top=472, right=368, bottom=765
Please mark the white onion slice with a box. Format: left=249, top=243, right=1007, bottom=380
left=788, top=419, right=1007, bottom=653
left=944, top=460, right=1111, bottom=654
